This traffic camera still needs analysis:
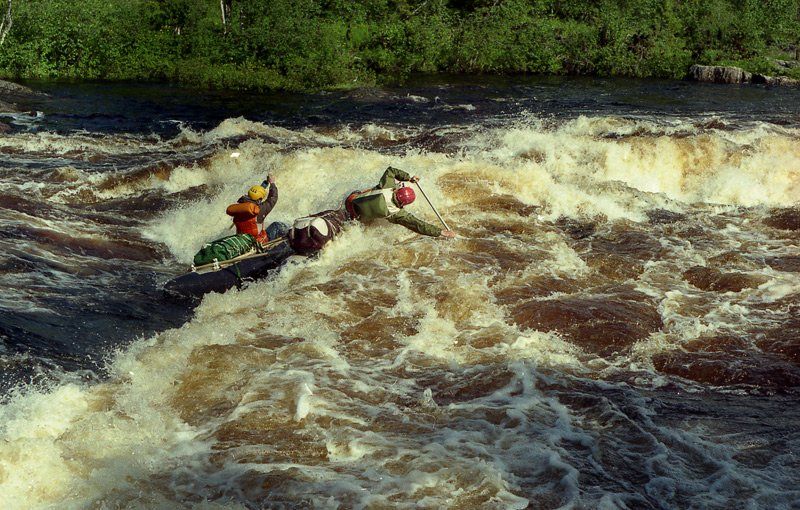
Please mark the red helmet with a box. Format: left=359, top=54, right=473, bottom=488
left=394, top=185, right=416, bottom=206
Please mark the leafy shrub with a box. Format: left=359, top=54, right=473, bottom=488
left=0, top=0, right=797, bottom=90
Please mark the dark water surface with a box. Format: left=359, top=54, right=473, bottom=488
left=0, top=76, right=798, bottom=509
left=18, top=75, right=800, bottom=134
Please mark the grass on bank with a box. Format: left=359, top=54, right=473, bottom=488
left=0, top=0, right=798, bottom=91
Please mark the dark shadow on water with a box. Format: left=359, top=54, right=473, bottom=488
left=0, top=274, right=196, bottom=394
left=12, top=75, right=800, bottom=136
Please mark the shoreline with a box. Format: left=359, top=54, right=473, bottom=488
left=1, top=1, right=797, bottom=95
left=3, top=64, right=800, bottom=98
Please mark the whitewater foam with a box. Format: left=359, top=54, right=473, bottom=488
left=2, top=112, right=800, bottom=508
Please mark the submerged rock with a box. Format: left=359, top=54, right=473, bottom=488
left=653, top=343, right=800, bottom=390
left=0, top=100, right=15, bottom=112
left=683, top=266, right=768, bottom=293
left=556, top=217, right=596, bottom=240
left=647, top=209, right=687, bottom=225
left=764, top=207, right=800, bottom=231
left=766, top=256, right=800, bottom=273
left=510, top=288, right=663, bottom=356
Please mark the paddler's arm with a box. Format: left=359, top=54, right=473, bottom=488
left=388, top=210, right=442, bottom=237
left=378, top=166, right=415, bottom=188
left=257, top=177, right=278, bottom=222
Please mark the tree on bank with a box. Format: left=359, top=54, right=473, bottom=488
left=0, top=0, right=12, bottom=47
left=0, top=0, right=797, bottom=90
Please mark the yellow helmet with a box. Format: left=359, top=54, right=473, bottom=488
left=248, top=185, right=267, bottom=201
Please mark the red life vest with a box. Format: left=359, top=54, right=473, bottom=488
left=226, top=202, right=267, bottom=242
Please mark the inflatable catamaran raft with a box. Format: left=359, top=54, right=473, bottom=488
left=164, top=235, right=293, bottom=298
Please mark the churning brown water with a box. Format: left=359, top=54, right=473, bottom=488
left=0, top=80, right=798, bottom=509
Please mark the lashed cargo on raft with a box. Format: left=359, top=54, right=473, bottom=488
left=164, top=238, right=293, bottom=298
left=192, top=233, right=257, bottom=266
left=165, top=223, right=293, bottom=298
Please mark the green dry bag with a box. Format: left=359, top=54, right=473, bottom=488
left=192, top=234, right=256, bottom=266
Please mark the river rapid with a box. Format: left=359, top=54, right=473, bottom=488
left=0, top=78, right=798, bottom=509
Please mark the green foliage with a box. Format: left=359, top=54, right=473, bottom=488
left=0, top=0, right=797, bottom=90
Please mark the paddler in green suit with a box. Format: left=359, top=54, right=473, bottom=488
left=344, top=166, right=456, bottom=238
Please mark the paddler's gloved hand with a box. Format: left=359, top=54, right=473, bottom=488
left=410, top=175, right=420, bottom=183
left=441, top=230, right=456, bottom=238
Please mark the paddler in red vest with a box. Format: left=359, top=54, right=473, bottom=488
left=226, top=175, right=278, bottom=245
left=344, top=166, right=455, bottom=238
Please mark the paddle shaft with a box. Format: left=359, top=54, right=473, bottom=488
left=414, top=181, right=450, bottom=231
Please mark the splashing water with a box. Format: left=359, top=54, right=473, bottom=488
left=1, top=80, right=799, bottom=509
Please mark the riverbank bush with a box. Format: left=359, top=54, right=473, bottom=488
left=0, top=0, right=797, bottom=90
